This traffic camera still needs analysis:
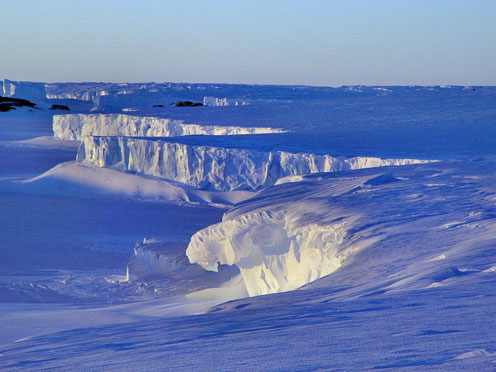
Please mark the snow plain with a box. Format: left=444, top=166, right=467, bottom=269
left=1, top=80, right=496, bottom=371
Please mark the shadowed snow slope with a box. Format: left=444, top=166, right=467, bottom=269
left=22, top=161, right=254, bottom=206
left=77, top=135, right=429, bottom=191
left=53, top=113, right=286, bottom=140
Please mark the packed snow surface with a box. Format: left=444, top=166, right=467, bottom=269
left=5, top=159, right=496, bottom=371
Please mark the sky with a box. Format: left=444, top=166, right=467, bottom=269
left=1, top=0, right=495, bottom=86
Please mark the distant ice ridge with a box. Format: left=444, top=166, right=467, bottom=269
left=203, top=97, right=251, bottom=106
left=202, top=96, right=286, bottom=106
left=2, top=79, right=47, bottom=104
left=77, top=135, right=429, bottom=191
left=53, top=114, right=286, bottom=140
left=46, top=91, right=100, bottom=102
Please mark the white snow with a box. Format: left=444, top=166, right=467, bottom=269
left=186, top=173, right=379, bottom=295
left=3, top=83, right=496, bottom=371
left=187, top=209, right=357, bottom=296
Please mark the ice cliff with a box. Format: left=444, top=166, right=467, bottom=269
left=2, top=79, right=47, bottom=104
left=53, top=114, right=286, bottom=140
left=77, top=135, right=428, bottom=191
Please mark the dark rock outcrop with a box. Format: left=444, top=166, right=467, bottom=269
left=171, top=101, right=203, bottom=107
left=49, top=104, right=70, bottom=111
left=0, top=96, right=37, bottom=111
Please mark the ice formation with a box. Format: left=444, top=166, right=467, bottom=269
left=186, top=209, right=357, bottom=296
left=186, top=171, right=385, bottom=296
left=77, top=135, right=428, bottom=191
left=203, top=97, right=251, bottom=106
left=53, top=114, right=286, bottom=140
left=127, top=241, right=206, bottom=281
left=2, top=79, right=47, bottom=104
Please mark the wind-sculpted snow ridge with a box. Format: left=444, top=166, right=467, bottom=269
left=53, top=113, right=286, bottom=140
left=77, top=135, right=430, bottom=191
left=187, top=209, right=356, bottom=296
left=186, top=161, right=496, bottom=297
left=186, top=173, right=378, bottom=296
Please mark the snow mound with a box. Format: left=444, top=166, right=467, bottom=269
left=53, top=114, right=286, bottom=140
left=187, top=159, right=496, bottom=298
left=13, top=136, right=81, bottom=150
left=186, top=172, right=383, bottom=296
left=22, top=161, right=254, bottom=206
left=77, top=135, right=430, bottom=191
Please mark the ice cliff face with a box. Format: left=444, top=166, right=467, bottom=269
left=77, top=135, right=429, bottom=191
left=2, top=79, right=47, bottom=103
left=53, top=114, right=286, bottom=140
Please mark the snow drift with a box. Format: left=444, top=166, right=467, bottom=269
left=77, top=135, right=429, bottom=191
left=53, top=114, right=286, bottom=140
left=186, top=163, right=487, bottom=297
left=185, top=172, right=385, bottom=296
left=22, top=161, right=254, bottom=206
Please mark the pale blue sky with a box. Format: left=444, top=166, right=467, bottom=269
left=1, top=0, right=495, bottom=85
